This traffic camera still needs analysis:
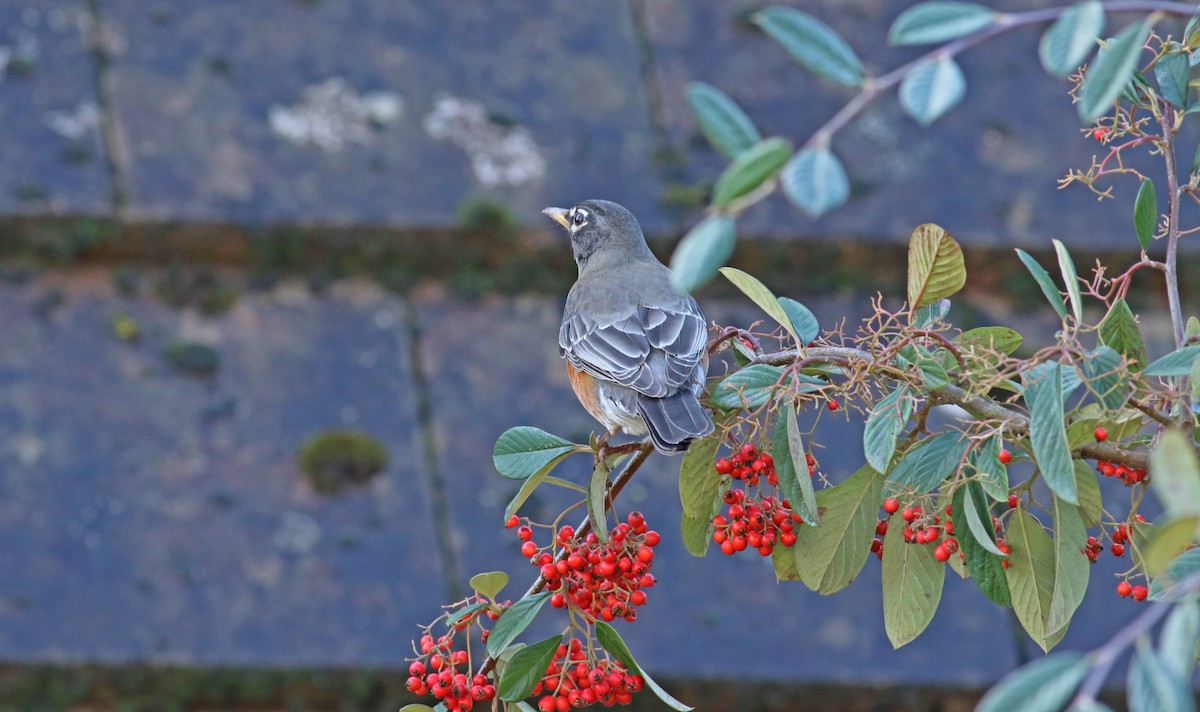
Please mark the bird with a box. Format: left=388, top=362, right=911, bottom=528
left=542, top=199, right=714, bottom=455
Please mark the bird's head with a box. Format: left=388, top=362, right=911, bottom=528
left=542, top=199, right=653, bottom=271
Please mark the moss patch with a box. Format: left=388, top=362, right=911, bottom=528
left=297, top=429, right=389, bottom=494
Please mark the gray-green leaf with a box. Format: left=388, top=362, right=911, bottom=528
left=976, top=653, right=1088, bottom=712
left=1155, top=47, right=1190, bottom=109
left=493, top=427, right=578, bottom=480
left=1078, top=20, right=1152, bottom=121
left=1134, top=178, right=1157, bottom=251
left=1039, top=1, right=1105, bottom=77
left=1145, top=345, right=1200, bottom=377
left=1015, top=248, right=1068, bottom=320
left=899, top=57, right=966, bottom=126
left=669, top=215, right=736, bottom=294
left=754, top=7, right=864, bottom=87
left=889, top=2, right=996, bottom=45
left=864, top=384, right=914, bottom=473
left=711, top=136, right=792, bottom=207
left=1024, top=362, right=1077, bottom=504
left=686, top=82, right=761, bottom=159
left=780, top=147, right=850, bottom=217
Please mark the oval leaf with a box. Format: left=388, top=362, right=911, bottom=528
left=1150, top=429, right=1200, bottom=519
left=889, top=2, right=996, bottom=45
left=886, top=432, right=969, bottom=494
left=1006, top=509, right=1059, bottom=650
left=1052, top=239, right=1083, bottom=323
left=976, top=652, right=1088, bottom=712
left=754, top=7, right=864, bottom=86
left=1145, top=345, right=1200, bottom=377
left=953, top=482, right=1011, bottom=606
left=1154, top=48, right=1190, bottom=109
left=970, top=435, right=1010, bottom=502
left=1079, top=20, right=1152, bottom=121
left=595, top=622, right=693, bottom=711
left=1099, top=299, right=1147, bottom=370
left=1024, top=362, right=1077, bottom=504
left=486, top=592, right=552, bottom=658
left=780, top=147, right=850, bottom=217
left=899, top=57, right=967, bottom=126
left=1080, top=345, right=1130, bottom=410
left=719, top=267, right=801, bottom=344
left=793, top=465, right=884, bottom=594
left=711, top=136, right=792, bottom=207
left=1039, top=1, right=1105, bottom=77
left=504, top=449, right=578, bottom=520
left=881, top=510, right=946, bottom=647
left=1128, top=641, right=1196, bottom=712
left=494, top=427, right=578, bottom=480
left=496, top=634, right=562, bottom=702
left=907, top=224, right=966, bottom=309
left=1134, top=178, right=1157, bottom=251
left=864, top=384, right=914, bottom=473
left=781, top=406, right=819, bottom=524
left=711, top=364, right=793, bottom=409
left=686, top=82, right=761, bottom=159
left=588, top=461, right=610, bottom=543
left=778, top=297, right=820, bottom=344
left=1048, top=493, right=1089, bottom=633
left=669, top=215, right=736, bottom=294
left=469, top=571, right=509, bottom=600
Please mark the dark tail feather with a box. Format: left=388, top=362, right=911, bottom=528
left=637, top=392, right=714, bottom=455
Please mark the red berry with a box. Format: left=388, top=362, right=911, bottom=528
left=517, top=526, right=533, bottom=542
left=933, top=545, right=950, bottom=562
left=538, top=695, right=557, bottom=712
left=1094, top=427, right=1108, bottom=442
left=1093, top=126, right=1110, bottom=141
left=740, top=444, right=757, bottom=459
left=1116, top=581, right=1133, bottom=597
left=827, top=399, right=840, bottom=411
left=998, top=448, right=1012, bottom=465
left=520, top=541, right=538, bottom=558
left=901, top=507, right=917, bottom=522
left=1007, top=494, right=1019, bottom=509
left=714, top=458, right=733, bottom=475
left=505, top=515, right=519, bottom=529
left=1110, top=543, right=1125, bottom=557
left=1132, top=585, right=1148, bottom=601
left=883, top=498, right=900, bottom=515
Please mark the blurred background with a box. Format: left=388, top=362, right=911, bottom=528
left=0, top=1, right=1191, bottom=710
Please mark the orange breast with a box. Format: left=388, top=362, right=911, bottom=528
left=565, top=361, right=609, bottom=427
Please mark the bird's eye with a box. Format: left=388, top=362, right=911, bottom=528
left=573, top=210, right=587, bottom=227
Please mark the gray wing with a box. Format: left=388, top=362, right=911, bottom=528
left=559, top=302, right=706, bottom=398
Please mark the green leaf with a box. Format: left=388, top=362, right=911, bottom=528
left=777, top=297, right=819, bottom=344
left=711, top=136, right=792, bottom=207
left=889, top=2, right=996, bottom=45
left=719, top=267, right=800, bottom=345
left=469, top=571, right=509, bottom=600
left=669, top=215, right=736, bottom=294
left=1099, top=299, right=1148, bottom=370
left=970, top=436, right=1010, bottom=502
left=1048, top=493, right=1089, bottom=633
left=1024, top=361, right=1077, bottom=504
left=1158, top=600, right=1200, bottom=682
left=1135, top=178, right=1158, bottom=251
left=1039, top=1, right=1105, bottom=77
left=685, top=82, right=761, bottom=159
left=588, top=461, right=610, bottom=543
left=1128, top=640, right=1196, bottom=712
left=911, top=299, right=951, bottom=327
left=793, top=465, right=884, bottom=594
left=504, top=449, right=578, bottom=520
left=774, top=407, right=819, bottom=524
left=753, top=7, right=864, bottom=87
left=780, top=147, right=850, bottom=217
left=957, top=326, right=1023, bottom=358
left=976, top=652, right=1088, bottom=712
left=907, top=224, right=966, bottom=309
left=899, top=57, right=967, bottom=126
left=496, top=634, right=561, bottom=702
left=1149, top=547, right=1200, bottom=600
left=595, top=622, right=693, bottom=711
left=962, top=479, right=1004, bottom=556
left=1006, top=509, right=1060, bottom=651
left=711, top=364, right=803, bottom=409
left=864, top=384, right=914, bottom=473
left=1015, top=249, right=1068, bottom=320
left=493, top=427, right=578, bottom=480
left=1052, top=239, right=1083, bottom=322
left=1079, top=20, right=1152, bottom=121
left=953, top=482, right=1010, bottom=606
left=886, top=432, right=969, bottom=494
left=398, top=705, right=438, bottom=712
left=881, top=510, right=945, bottom=647
left=772, top=535, right=802, bottom=581
left=1150, top=429, right=1200, bottom=518
left=1145, top=345, right=1200, bottom=376
left=1080, top=345, right=1130, bottom=410
left=486, top=592, right=551, bottom=658
left=1142, top=516, right=1200, bottom=578
left=678, top=430, right=722, bottom=518
left=1074, top=459, right=1104, bottom=527
left=1155, top=48, right=1190, bottom=108
left=446, top=602, right=489, bottom=628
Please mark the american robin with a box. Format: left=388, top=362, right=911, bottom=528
left=543, top=199, right=714, bottom=455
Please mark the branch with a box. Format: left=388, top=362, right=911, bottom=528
left=755, top=346, right=1151, bottom=470
left=479, top=440, right=655, bottom=675
left=1157, top=106, right=1187, bottom=349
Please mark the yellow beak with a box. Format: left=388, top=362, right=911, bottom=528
left=542, top=207, right=570, bottom=230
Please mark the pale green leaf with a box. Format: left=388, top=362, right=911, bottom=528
left=1024, top=362, right=1077, bottom=504
left=1015, top=249, right=1068, bottom=320
left=711, top=137, right=792, bottom=207
left=900, top=57, right=967, bottom=126
left=1135, top=178, right=1158, bottom=251
left=780, top=147, right=850, bottom=217
left=754, top=7, right=864, bottom=86
left=781, top=407, right=819, bottom=524
left=976, top=653, right=1088, bottom=712
left=1006, top=509, right=1060, bottom=650
left=1079, top=345, right=1130, bottom=410
left=1079, top=20, right=1152, bottom=121
left=469, top=571, right=509, bottom=600
left=1048, top=493, right=1089, bottom=633
left=1039, top=1, right=1105, bottom=77
left=588, top=460, right=610, bottom=543
left=1142, top=516, right=1200, bottom=578
left=1149, top=547, right=1200, bottom=600
left=1128, top=640, right=1196, bottom=712
left=970, top=436, right=1010, bottom=502
left=1150, top=429, right=1200, bottom=518
left=493, top=427, right=578, bottom=480
left=719, top=267, right=800, bottom=344
left=1158, top=600, right=1200, bottom=682
left=864, top=384, right=914, bottom=473
left=889, top=2, right=996, bottom=45
left=504, top=449, right=580, bottom=520
left=881, top=510, right=945, bottom=647
left=1074, top=459, right=1104, bottom=527
left=685, top=82, right=761, bottom=159
left=669, top=215, right=736, bottom=294
left=1052, top=239, right=1083, bottom=322
left=1145, top=345, right=1200, bottom=377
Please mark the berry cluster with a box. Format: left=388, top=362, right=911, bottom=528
left=711, top=443, right=806, bottom=557
left=406, top=601, right=502, bottom=710
left=1116, top=580, right=1149, bottom=601
left=531, top=638, right=643, bottom=711
left=517, top=512, right=658, bottom=623
left=1094, top=460, right=1147, bottom=486
left=873, top=499, right=1009, bottom=567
